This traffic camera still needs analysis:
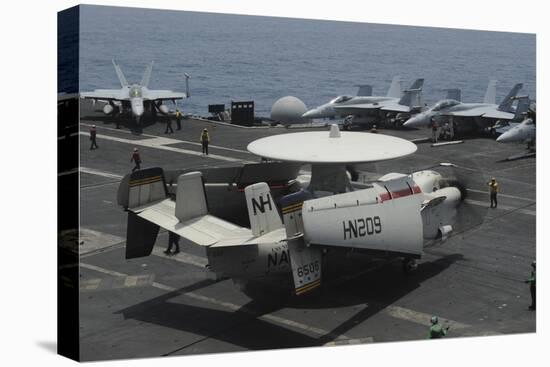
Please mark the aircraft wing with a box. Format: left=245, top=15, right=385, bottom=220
left=333, top=103, right=382, bottom=114
left=444, top=107, right=515, bottom=120
left=481, top=110, right=515, bottom=120
left=143, top=89, right=187, bottom=101
left=380, top=103, right=412, bottom=113
left=80, top=89, right=128, bottom=101
left=137, top=199, right=253, bottom=247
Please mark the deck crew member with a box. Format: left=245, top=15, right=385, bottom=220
left=175, top=109, right=182, bottom=130
left=164, top=231, right=180, bottom=255
left=428, top=316, right=449, bottom=339
left=90, top=125, right=98, bottom=150
left=164, top=115, right=174, bottom=134
left=131, top=147, right=141, bottom=172
left=487, top=177, right=499, bottom=208
left=525, top=261, right=536, bottom=310
left=430, top=117, right=439, bottom=143
left=200, top=128, right=210, bottom=155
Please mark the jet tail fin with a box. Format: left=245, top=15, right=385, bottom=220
left=355, top=84, right=373, bottom=97
left=288, top=237, right=322, bottom=295
left=112, top=59, right=129, bottom=88
left=386, top=76, right=403, bottom=98
left=512, top=96, right=531, bottom=121
left=398, top=89, right=423, bottom=108
left=483, top=80, right=498, bottom=104
left=498, top=83, right=523, bottom=112
left=445, top=89, right=462, bottom=102
left=141, top=61, right=154, bottom=87
left=408, top=78, right=424, bottom=91
left=244, top=183, right=283, bottom=237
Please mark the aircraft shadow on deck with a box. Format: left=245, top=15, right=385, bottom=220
left=115, top=253, right=463, bottom=354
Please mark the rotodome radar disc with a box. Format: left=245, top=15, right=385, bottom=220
left=247, top=124, right=417, bottom=163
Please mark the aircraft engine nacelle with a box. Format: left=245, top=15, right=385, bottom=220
left=158, top=104, right=169, bottom=115
left=302, top=190, right=424, bottom=257
left=421, top=186, right=461, bottom=239
left=103, top=104, right=114, bottom=115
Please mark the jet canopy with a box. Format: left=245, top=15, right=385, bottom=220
left=129, top=85, right=143, bottom=98
left=330, top=95, right=353, bottom=104
left=432, top=99, right=460, bottom=112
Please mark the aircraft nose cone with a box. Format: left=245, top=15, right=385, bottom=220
left=403, top=115, right=421, bottom=127
left=496, top=132, right=510, bottom=143
left=302, top=109, right=319, bottom=119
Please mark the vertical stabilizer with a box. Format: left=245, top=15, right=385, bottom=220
left=112, top=59, right=128, bottom=88
left=245, top=183, right=283, bottom=237
left=386, top=76, right=403, bottom=98
left=355, top=84, right=373, bottom=97
left=141, top=61, right=154, bottom=87
left=446, top=89, right=462, bottom=102
left=175, top=172, right=208, bottom=222
left=498, top=83, right=523, bottom=111
left=483, top=80, right=498, bottom=104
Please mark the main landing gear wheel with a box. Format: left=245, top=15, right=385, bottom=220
left=402, top=258, right=418, bottom=273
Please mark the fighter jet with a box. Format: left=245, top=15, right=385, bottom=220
left=302, top=77, right=424, bottom=123
left=403, top=81, right=523, bottom=129
left=119, top=126, right=469, bottom=296
left=496, top=98, right=536, bottom=148
left=81, top=60, right=189, bottom=123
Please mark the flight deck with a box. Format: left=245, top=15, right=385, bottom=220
left=77, top=100, right=535, bottom=361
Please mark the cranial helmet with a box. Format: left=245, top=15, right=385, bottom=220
left=431, top=316, right=438, bottom=325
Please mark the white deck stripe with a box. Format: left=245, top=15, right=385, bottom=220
left=80, top=131, right=250, bottom=163
left=80, top=166, right=123, bottom=179
left=465, top=199, right=536, bottom=216
left=150, top=246, right=208, bottom=268
left=384, top=305, right=470, bottom=330
left=80, top=122, right=252, bottom=154
left=466, top=188, right=535, bottom=202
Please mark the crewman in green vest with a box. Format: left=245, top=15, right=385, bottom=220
left=428, top=316, right=449, bottom=339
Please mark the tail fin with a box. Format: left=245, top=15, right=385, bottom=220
left=280, top=190, right=312, bottom=238
left=119, top=167, right=167, bottom=210
left=446, top=88, right=462, bottom=101
left=398, top=89, right=422, bottom=107
left=175, top=172, right=208, bottom=222
left=141, top=61, right=154, bottom=87
left=512, top=96, right=531, bottom=121
left=355, top=84, right=373, bottom=97
left=112, top=59, right=128, bottom=88
left=244, top=183, right=283, bottom=236
left=483, top=80, right=497, bottom=104
left=386, top=76, right=403, bottom=98
left=498, top=83, right=523, bottom=111
left=408, top=78, right=424, bottom=91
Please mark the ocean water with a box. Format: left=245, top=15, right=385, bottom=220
left=79, top=5, right=536, bottom=116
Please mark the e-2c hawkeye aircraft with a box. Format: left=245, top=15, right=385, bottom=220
left=118, top=126, right=469, bottom=296
left=81, top=60, right=189, bottom=123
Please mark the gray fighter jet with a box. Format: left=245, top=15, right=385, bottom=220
left=81, top=60, right=189, bottom=123
left=403, top=81, right=522, bottom=129
left=302, top=76, right=423, bottom=120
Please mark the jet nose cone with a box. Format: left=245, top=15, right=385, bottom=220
left=496, top=132, right=510, bottom=143
left=302, top=109, right=319, bottom=119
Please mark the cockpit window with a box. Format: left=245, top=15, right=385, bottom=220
left=129, top=86, right=142, bottom=98
left=331, top=95, right=353, bottom=104
left=432, top=99, right=460, bottom=112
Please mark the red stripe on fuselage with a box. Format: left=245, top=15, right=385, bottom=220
left=379, top=185, right=421, bottom=202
